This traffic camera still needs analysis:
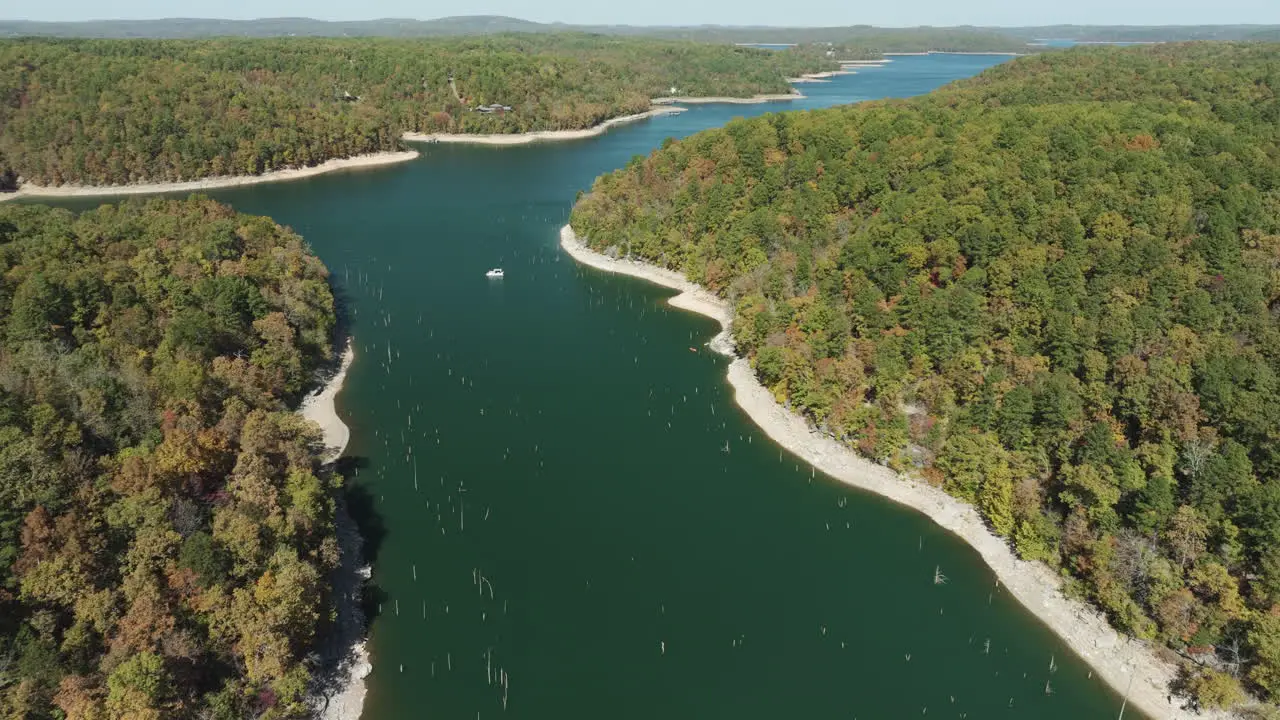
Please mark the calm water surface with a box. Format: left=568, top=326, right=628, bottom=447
left=62, top=55, right=1137, bottom=719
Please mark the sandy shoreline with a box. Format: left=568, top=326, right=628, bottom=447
left=783, top=70, right=855, bottom=82
left=402, top=106, right=685, bottom=146
left=559, top=224, right=1220, bottom=720
left=2, top=90, right=799, bottom=198
left=402, top=90, right=807, bottom=146
left=652, top=91, right=804, bottom=105
left=787, top=70, right=857, bottom=83
left=884, top=50, right=1026, bottom=57
left=0, top=151, right=419, bottom=204
left=300, top=339, right=355, bottom=463
left=299, top=341, right=371, bottom=720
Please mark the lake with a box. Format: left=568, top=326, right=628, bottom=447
left=53, top=54, right=1137, bottom=719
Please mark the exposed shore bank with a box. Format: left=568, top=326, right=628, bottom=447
left=299, top=341, right=372, bottom=720
left=300, top=340, right=355, bottom=464
left=787, top=70, right=857, bottom=83
left=558, top=224, right=1218, bottom=720
left=402, top=89, right=807, bottom=146
left=884, top=50, right=1026, bottom=57
left=402, top=106, right=686, bottom=146
left=2, top=89, right=803, bottom=201
left=0, top=151, right=420, bottom=204
left=652, top=90, right=804, bottom=104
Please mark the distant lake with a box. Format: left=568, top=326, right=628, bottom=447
left=47, top=54, right=1142, bottom=720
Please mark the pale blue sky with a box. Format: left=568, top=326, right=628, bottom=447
left=6, top=0, right=1280, bottom=26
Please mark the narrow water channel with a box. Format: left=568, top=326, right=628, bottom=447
left=56, top=55, right=1136, bottom=719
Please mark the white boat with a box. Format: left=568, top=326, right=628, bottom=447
left=485, top=268, right=504, bottom=279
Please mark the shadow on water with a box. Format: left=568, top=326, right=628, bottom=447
left=343, top=471, right=387, bottom=566
left=330, top=279, right=358, bottom=348
left=361, top=584, right=390, bottom=626
left=343, top=477, right=391, bottom=622
left=310, top=463, right=388, bottom=708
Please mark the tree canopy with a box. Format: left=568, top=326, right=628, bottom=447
left=0, top=34, right=833, bottom=187
left=0, top=197, right=339, bottom=718
left=571, top=42, right=1280, bottom=708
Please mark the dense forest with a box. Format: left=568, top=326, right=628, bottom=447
left=572, top=43, right=1280, bottom=710
left=0, top=197, right=339, bottom=718
left=0, top=35, right=833, bottom=187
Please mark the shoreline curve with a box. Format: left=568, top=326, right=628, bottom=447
left=651, top=91, right=804, bottom=105
left=788, top=71, right=856, bottom=83
left=300, top=339, right=355, bottom=464
left=299, top=341, right=371, bottom=720
left=404, top=90, right=807, bottom=146
left=1, top=88, right=806, bottom=200
left=883, top=50, right=1026, bottom=57
left=402, top=106, right=686, bottom=146
left=0, top=150, right=420, bottom=204
left=558, top=223, right=1219, bottom=720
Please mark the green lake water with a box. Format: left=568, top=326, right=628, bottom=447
left=55, top=55, right=1139, bottom=718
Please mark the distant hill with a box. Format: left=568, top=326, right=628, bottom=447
left=4, top=16, right=1279, bottom=54
left=999, top=24, right=1280, bottom=42
left=0, top=15, right=549, bottom=39
left=0, top=16, right=1239, bottom=51
left=0, top=18, right=1030, bottom=53
left=610, top=25, right=1031, bottom=53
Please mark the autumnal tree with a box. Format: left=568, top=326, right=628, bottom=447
left=0, top=198, right=339, bottom=717
left=570, top=43, right=1280, bottom=707
left=0, top=36, right=836, bottom=187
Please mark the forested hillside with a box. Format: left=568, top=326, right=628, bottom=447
left=0, top=197, right=339, bottom=718
left=0, top=35, right=832, bottom=187
left=571, top=43, right=1280, bottom=709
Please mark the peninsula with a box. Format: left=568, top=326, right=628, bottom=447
left=569, top=42, right=1280, bottom=715
left=0, top=35, right=832, bottom=192
left=559, top=224, right=1212, bottom=720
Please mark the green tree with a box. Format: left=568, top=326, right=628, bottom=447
left=570, top=43, right=1280, bottom=706
left=105, top=652, right=169, bottom=720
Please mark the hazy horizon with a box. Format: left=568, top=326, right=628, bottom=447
left=5, top=2, right=1280, bottom=27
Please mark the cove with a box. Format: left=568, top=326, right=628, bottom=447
left=52, top=55, right=1138, bottom=718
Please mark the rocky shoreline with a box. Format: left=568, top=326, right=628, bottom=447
left=299, top=342, right=372, bottom=720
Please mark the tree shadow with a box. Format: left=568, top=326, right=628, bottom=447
left=309, top=459, right=388, bottom=710
left=341, top=470, right=386, bottom=567
left=361, top=582, right=390, bottom=625
left=330, top=278, right=356, bottom=350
